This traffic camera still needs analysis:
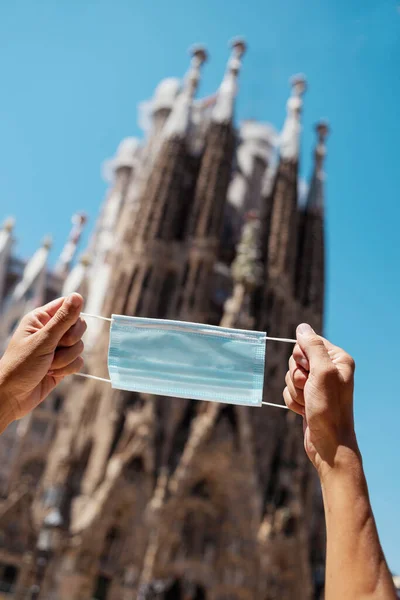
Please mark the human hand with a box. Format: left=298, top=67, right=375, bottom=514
left=0, top=294, right=86, bottom=428
left=283, top=323, right=359, bottom=479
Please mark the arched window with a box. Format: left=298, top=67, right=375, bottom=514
left=92, top=574, right=111, bottom=600
left=136, top=267, right=153, bottom=316
left=190, top=480, right=211, bottom=500
left=124, top=456, right=144, bottom=484
left=100, top=527, right=121, bottom=566
left=107, top=412, right=126, bottom=459
left=0, top=563, right=19, bottom=594
left=164, top=579, right=206, bottom=600
left=53, top=395, right=63, bottom=413
left=157, top=272, right=177, bottom=318
left=68, top=442, right=92, bottom=497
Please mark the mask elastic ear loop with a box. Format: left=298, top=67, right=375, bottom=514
left=76, top=312, right=294, bottom=409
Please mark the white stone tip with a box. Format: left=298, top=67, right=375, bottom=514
left=42, top=235, right=53, bottom=250
left=72, top=212, right=87, bottom=226
left=290, top=73, right=307, bottom=96
left=189, top=44, right=208, bottom=65
left=79, top=252, right=91, bottom=267
left=230, top=37, right=247, bottom=58
left=3, top=217, right=15, bottom=232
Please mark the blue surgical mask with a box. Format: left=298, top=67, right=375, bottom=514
left=108, top=315, right=266, bottom=407
left=79, top=313, right=292, bottom=410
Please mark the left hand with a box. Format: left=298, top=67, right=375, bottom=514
left=0, top=293, right=86, bottom=426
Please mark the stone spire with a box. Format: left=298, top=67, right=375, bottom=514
left=305, top=120, right=328, bottom=213
left=279, top=74, right=307, bottom=161
left=177, top=41, right=245, bottom=321
left=102, top=137, right=140, bottom=182
left=162, top=45, right=208, bottom=140
left=212, top=37, right=247, bottom=124
left=0, top=217, right=15, bottom=308
left=11, top=235, right=52, bottom=305
left=296, top=121, right=329, bottom=323
left=0, top=236, right=52, bottom=346
left=54, top=213, right=87, bottom=277
left=259, top=75, right=307, bottom=302
left=62, top=253, right=91, bottom=297
left=227, top=121, right=277, bottom=245
left=84, top=139, right=141, bottom=349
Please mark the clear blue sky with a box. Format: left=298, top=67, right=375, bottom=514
left=1, top=0, right=400, bottom=573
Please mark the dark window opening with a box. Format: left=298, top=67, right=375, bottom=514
left=68, top=442, right=92, bottom=498
left=167, top=402, right=197, bottom=472
left=157, top=272, right=177, bottom=318
left=189, top=264, right=204, bottom=309
left=190, top=479, right=211, bottom=500
left=164, top=579, right=206, bottom=600
left=121, top=268, right=138, bottom=316
left=218, top=215, right=236, bottom=265
left=92, top=574, right=111, bottom=600
left=263, top=445, right=281, bottom=508
left=124, top=456, right=144, bottom=483
left=156, top=199, right=171, bottom=240
left=215, top=405, right=240, bottom=449
left=107, top=412, right=126, bottom=459
left=283, top=514, right=297, bottom=536
left=100, top=527, right=120, bottom=565
left=136, top=267, right=152, bottom=316
left=0, top=563, right=18, bottom=594
left=174, top=191, right=193, bottom=241
left=181, top=264, right=189, bottom=288
left=53, top=395, right=63, bottom=413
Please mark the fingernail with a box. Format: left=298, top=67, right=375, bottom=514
left=297, top=323, right=315, bottom=336
left=67, top=293, right=81, bottom=309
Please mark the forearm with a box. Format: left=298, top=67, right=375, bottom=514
left=321, top=447, right=396, bottom=600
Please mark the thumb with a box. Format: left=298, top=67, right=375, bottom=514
left=296, top=323, right=331, bottom=372
left=41, top=293, right=83, bottom=350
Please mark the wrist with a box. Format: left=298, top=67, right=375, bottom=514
left=318, top=442, right=363, bottom=487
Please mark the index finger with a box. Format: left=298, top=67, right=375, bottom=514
left=293, top=343, right=309, bottom=372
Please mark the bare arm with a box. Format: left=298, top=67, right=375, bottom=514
left=284, top=323, right=396, bottom=600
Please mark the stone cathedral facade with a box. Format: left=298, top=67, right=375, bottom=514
left=0, top=40, right=328, bottom=600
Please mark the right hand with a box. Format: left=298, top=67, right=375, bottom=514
left=0, top=294, right=86, bottom=424
left=284, top=323, right=359, bottom=479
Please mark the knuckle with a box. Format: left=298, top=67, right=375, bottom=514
left=293, top=344, right=303, bottom=359
left=308, top=336, right=324, bottom=349
left=55, top=308, right=69, bottom=324
left=344, top=354, right=355, bottom=372
left=293, top=369, right=306, bottom=387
